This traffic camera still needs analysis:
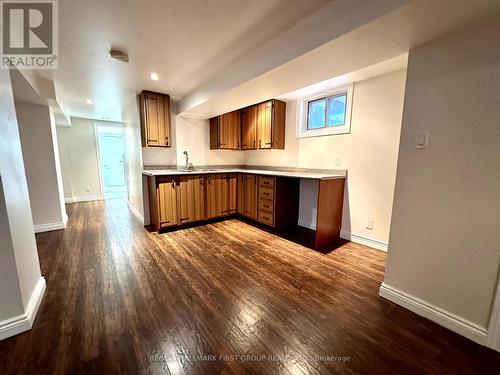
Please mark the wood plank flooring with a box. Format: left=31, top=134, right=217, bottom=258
left=0, top=198, right=499, bottom=374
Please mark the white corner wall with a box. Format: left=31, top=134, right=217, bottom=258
left=382, top=20, right=500, bottom=346
left=123, top=97, right=145, bottom=221
left=15, top=102, right=67, bottom=232
left=0, top=70, right=45, bottom=339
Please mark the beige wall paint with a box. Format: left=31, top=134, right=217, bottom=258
left=246, top=69, right=406, bottom=244
left=15, top=103, right=66, bottom=228
left=384, top=21, right=500, bottom=329
left=0, top=70, right=42, bottom=321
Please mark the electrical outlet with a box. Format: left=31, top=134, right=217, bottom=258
left=85, top=186, right=91, bottom=192
left=366, top=219, right=374, bottom=230
left=335, top=158, right=341, bottom=166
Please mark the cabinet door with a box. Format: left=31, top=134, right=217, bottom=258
left=206, top=174, right=228, bottom=218
left=241, top=106, right=257, bottom=150
left=219, top=113, right=232, bottom=149
left=215, top=174, right=229, bottom=216
left=178, top=176, right=205, bottom=224
left=237, top=174, right=245, bottom=214
left=209, top=117, right=219, bottom=150
left=158, top=177, right=177, bottom=227
left=142, top=92, right=170, bottom=147
left=219, top=111, right=241, bottom=149
left=193, top=175, right=206, bottom=221
left=160, top=94, right=171, bottom=147
left=228, top=174, right=237, bottom=214
left=232, top=111, right=241, bottom=150
left=244, top=174, right=257, bottom=219
left=257, top=101, right=273, bottom=149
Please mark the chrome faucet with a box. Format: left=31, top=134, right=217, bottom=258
left=183, top=150, right=193, bottom=171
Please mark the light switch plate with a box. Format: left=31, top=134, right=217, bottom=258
left=415, top=130, right=430, bottom=149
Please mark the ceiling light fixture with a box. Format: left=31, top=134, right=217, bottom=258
left=85, top=99, right=92, bottom=104
left=110, top=49, right=129, bottom=63
left=149, top=73, right=159, bottom=81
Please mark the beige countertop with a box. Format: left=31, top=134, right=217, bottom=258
left=142, top=167, right=347, bottom=180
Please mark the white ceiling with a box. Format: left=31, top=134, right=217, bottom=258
left=36, top=0, right=332, bottom=122
left=32, top=0, right=500, bottom=123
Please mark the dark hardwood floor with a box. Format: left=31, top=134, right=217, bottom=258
left=0, top=199, right=499, bottom=374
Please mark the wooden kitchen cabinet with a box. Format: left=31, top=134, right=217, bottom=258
left=257, top=100, right=286, bottom=150
left=158, top=176, right=178, bottom=228
left=209, top=100, right=285, bottom=151
left=257, top=176, right=299, bottom=230
left=139, top=91, right=171, bottom=148
left=237, top=174, right=245, bottom=215
left=178, top=175, right=205, bottom=224
left=206, top=174, right=229, bottom=218
left=210, top=110, right=241, bottom=149
left=241, top=106, right=257, bottom=150
left=243, top=174, right=258, bottom=219
left=228, top=174, right=238, bottom=214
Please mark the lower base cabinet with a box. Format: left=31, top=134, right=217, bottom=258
left=157, top=176, right=178, bottom=228
left=147, top=172, right=344, bottom=249
left=178, top=175, right=205, bottom=224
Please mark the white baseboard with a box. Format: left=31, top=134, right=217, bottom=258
left=379, top=282, right=487, bottom=346
left=65, top=195, right=103, bottom=203
left=340, top=230, right=388, bottom=252
left=34, top=220, right=66, bottom=233
left=128, top=200, right=144, bottom=224
left=0, top=277, right=46, bottom=341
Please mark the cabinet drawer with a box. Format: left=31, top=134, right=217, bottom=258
left=259, top=176, right=275, bottom=187
left=258, top=210, right=274, bottom=226
left=259, top=199, right=274, bottom=213
left=259, top=186, right=274, bottom=200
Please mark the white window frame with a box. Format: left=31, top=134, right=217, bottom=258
left=296, top=84, right=353, bottom=138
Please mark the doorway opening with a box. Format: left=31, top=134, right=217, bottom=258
left=96, top=125, right=126, bottom=199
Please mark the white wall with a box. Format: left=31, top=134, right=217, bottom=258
left=383, top=21, right=500, bottom=338
left=15, top=102, right=67, bottom=231
left=0, top=69, right=44, bottom=330
left=246, top=69, right=406, bottom=245
left=123, top=97, right=145, bottom=219
left=175, top=116, right=244, bottom=167
left=57, top=118, right=122, bottom=201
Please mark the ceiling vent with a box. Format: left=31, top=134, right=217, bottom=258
left=110, top=49, right=129, bottom=63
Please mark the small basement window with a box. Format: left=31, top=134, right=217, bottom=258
left=297, top=84, right=353, bottom=138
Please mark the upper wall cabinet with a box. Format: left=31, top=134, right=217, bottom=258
left=257, top=100, right=285, bottom=150
left=139, top=90, right=171, bottom=148
left=209, top=99, right=286, bottom=151
left=241, top=106, right=257, bottom=150
left=210, top=110, right=241, bottom=150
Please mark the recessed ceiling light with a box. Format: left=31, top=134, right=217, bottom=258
left=149, top=73, right=159, bottom=81
left=85, top=99, right=92, bottom=104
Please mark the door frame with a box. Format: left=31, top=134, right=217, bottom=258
left=94, top=123, right=126, bottom=199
